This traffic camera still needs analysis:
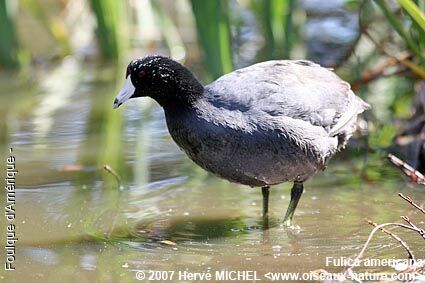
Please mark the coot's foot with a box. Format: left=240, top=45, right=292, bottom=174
left=282, top=182, right=304, bottom=227
left=282, top=218, right=292, bottom=227
left=282, top=219, right=301, bottom=231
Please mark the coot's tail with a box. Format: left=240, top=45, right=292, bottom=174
left=329, top=92, right=370, bottom=150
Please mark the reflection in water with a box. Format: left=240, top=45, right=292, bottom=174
left=32, top=58, right=83, bottom=138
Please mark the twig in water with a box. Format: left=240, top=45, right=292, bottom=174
left=344, top=221, right=422, bottom=277
left=388, top=154, right=425, bottom=185
left=107, top=211, right=120, bottom=239
left=399, top=193, right=425, bottom=214
left=343, top=194, right=425, bottom=279
left=401, top=216, right=425, bottom=239
left=103, top=164, right=123, bottom=189
left=102, top=165, right=125, bottom=237
left=368, top=220, right=415, bottom=260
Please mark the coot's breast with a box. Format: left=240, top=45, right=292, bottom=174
left=165, top=108, right=323, bottom=187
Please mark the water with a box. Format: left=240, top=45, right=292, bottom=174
left=1, top=59, right=424, bottom=283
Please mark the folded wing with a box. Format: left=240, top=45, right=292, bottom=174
left=205, top=60, right=370, bottom=141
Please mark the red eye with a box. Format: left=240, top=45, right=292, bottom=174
left=138, top=70, right=146, bottom=77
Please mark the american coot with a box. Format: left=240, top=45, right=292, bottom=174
left=113, top=55, right=370, bottom=227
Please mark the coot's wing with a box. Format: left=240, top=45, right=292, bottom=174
left=205, top=60, right=369, bottom=135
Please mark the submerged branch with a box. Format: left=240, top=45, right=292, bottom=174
left=388, top=154, right=425, bottom=185
left=399, top=193, right=425, bottom=214
left=344, top=221, right=417, bottom=276
left=368, top=220, right=415, bottom=260
left=401, top=216, right=425, bottom=239
left=103, top=164, right=123, bottom=189
left=344, top=192, right=425, bottom=279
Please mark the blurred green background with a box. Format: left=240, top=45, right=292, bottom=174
left=0, top=0, right=424, bottom=282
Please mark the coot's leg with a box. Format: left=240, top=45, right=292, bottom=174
left=261, top=186, right=270, bottom=218
left=283, top=182, right=303, bottom=227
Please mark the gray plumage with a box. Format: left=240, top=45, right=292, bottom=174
left=114, top=55, right=370, bottom=225
left=164, top=60, right=369, bottom=187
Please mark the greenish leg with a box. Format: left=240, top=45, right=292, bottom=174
left=262, top=186, right=270, bottom=218
left=283, top=182, right=304, bottom=227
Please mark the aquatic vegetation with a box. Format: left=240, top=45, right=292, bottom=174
left=0, top=0, right=19, bottom=67
left=190, top=0, right=233, bottom=79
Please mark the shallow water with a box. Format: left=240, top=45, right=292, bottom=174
left=1, top=60, right=424, bottom=283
